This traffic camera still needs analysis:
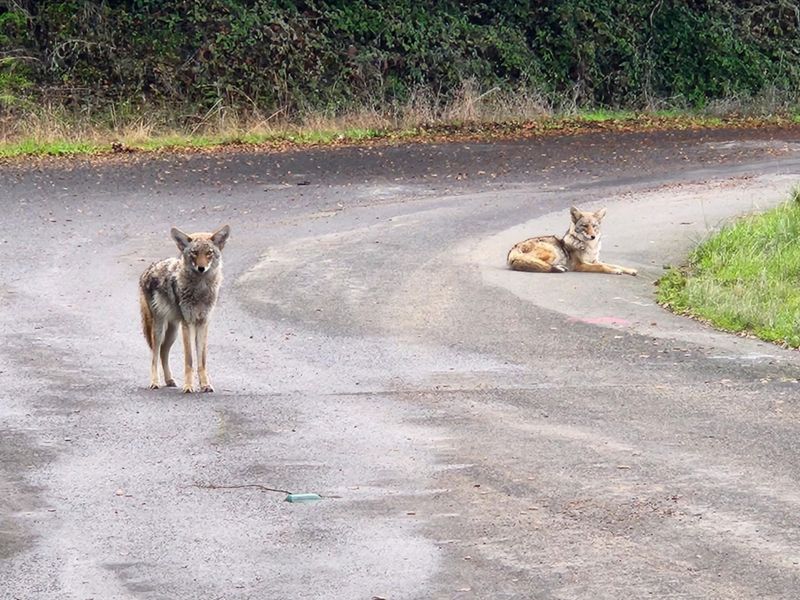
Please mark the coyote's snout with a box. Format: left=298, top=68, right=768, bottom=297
left=139, top=225, right=231, bottom=392
left=507, top=207, right=637, bottom=276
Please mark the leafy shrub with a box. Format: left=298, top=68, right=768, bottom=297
left=2, top=1, right=799, bottom=115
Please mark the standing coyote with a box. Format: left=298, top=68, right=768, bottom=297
left=139, top=225, right=231, bottom=392
left=507, top=207, right=637, bottom=275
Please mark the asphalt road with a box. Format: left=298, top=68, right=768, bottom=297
left=2, top=126, right=800, bottom=599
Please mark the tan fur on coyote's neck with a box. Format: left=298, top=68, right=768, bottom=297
left=563, top=222, right=600, bottom=264
left=174, top=256, right=223, bottom=323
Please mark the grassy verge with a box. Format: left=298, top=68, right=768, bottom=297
left=2, top=90, right=799, bottom=160
left=658, top=189, right=800, bottom=347
left=0, top=113, right=392, bottom=159
left=0, top=112, right=791, bottom=160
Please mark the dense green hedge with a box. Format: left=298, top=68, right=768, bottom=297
left=2, top=1, right=799, bottom=114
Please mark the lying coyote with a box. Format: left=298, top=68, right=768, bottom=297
left=507, top=207, right=637, bottom=275
left=139, top=225, right=231, bottom=392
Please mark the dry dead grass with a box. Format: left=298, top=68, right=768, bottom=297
left=0, top=81, right=555, bottom=152
left=0, top=81, right=797, bottom=158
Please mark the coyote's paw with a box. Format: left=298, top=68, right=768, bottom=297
left=625, top=268, right=638, bottom=277
left=551, top=265, right=568, bottom=273
left=165, top=379, right=177, bottom=387
left=200, top=384, right=214, bottom=393
left=149, top=383, right=159, bottom=390
left=182, top=385, right=195, bottom=394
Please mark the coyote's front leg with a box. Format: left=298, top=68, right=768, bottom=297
left=181, top=322, right=196, bottom=393
left=196, top=320, right=214, bottom=393
left=573, top=262, right=638, bottom=276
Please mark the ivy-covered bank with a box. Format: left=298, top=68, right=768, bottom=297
left=2, top=1, right=799, bottom=116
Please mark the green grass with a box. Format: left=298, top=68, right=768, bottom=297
left=658, top=189, right=800, bottom=347
left=577, top=109, right=637, bottom=122
left=0, top=138, right=101, bottom=158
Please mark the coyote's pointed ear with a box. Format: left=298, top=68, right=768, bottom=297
left=171, top=227, right=192, bottom=251
left=570, top=206, right=582, bottom=223
left=594, top=207, right=607, bottom=221
left=211, top=224, right=231, bottom=250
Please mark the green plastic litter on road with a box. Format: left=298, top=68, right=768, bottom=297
left=284, top=493, right=321, bottom=503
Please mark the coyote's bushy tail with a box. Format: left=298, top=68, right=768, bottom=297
left=139, top=292, right=154, bottom=350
